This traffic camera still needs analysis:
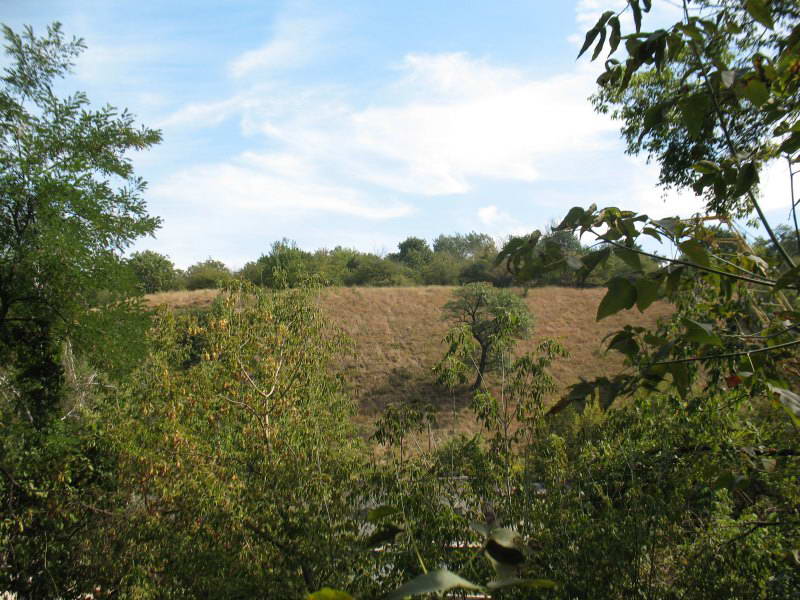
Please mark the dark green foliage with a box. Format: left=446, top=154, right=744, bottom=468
left=434, top=231, right=497, bottom=260
left=128, top=250, right=181, bottom=293
left=0, top=21, right=160, bottom=595
left=184, top=258, right=233, bottom=290
left=389, top=236, right=434, bottom=269
left=0, top=22, right=160, bottom=420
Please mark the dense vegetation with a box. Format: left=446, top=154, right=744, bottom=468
left=131, top=231, right=659, bottom=293
left=2, top=1, right=799, bottom=598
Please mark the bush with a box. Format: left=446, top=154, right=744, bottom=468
left=127, top=250, right=179, bottom=293
left=184, top=258, right=232, bottom=290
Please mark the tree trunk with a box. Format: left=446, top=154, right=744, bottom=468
left=472, top=344, right=489, bottom=390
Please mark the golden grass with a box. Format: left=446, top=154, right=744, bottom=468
left=144, top=289, right=220, bottom=310
left=145, top=286, right=672, bottom=435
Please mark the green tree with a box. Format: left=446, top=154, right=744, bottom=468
left=0, top=22, right=161, bottom=422
left=240, top=238, right=313, bottom=288
left=0, top=22, right=160, bottom=597
left=390, top=236, right=434, bottom=270
left=128, top=250, right=179, bottom=293
left=434, top=232, right=497, bottom=260
left=106, top=282, right=366, bottom=597
left=440, top=283, right=532, bottom=390
left=184, top=258, right=232, bottom=290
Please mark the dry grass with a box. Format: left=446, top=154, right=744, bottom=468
left=145, top=289, right=220, bottom=310
left=145, top=286, right=672, bottom=435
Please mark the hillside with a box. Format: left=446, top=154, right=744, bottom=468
left=147, top=286, right=672, bottom=430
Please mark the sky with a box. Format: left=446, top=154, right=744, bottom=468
left=2, top=0, right=794, bottom=269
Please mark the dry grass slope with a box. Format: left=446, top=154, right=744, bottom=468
left=147, top=286, right=672, bottom=432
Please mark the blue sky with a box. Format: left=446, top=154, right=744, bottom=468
left=3, top=0, right=792, bottom=268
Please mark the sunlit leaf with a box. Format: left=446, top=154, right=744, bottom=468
left=740, top=78, right=769, bottom=106
left=387, top=569, right=483, bottom=600
left=307, top=589, right=353, bottom=600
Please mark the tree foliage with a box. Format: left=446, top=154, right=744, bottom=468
left=439, top=283, right=532, bottom=390
left=128, top=250, right=180, bottom=293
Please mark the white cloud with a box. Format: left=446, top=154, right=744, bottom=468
left=228, top=17, right=332, bottom=78
left=161, top=50, right=618, bottom=200
left=477, top=205, right=534, bottom=240
left=151, top=158, right=412, bottom=221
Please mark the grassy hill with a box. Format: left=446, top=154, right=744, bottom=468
left=147, top=286, right=672, bottom=434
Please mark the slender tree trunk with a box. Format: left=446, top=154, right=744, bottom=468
left=472, top=344, right=489, bottom=390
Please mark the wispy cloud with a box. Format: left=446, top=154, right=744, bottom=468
left=151, top=158, right=412, bottom=221
left=228, top=17, right=333, bottom=78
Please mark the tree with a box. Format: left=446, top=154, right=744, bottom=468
left=440, top=283, right=532, bottom=390
left=0, top=22, right=160, bottom=596
left=106, top=282, right=366, bottom=596
left=184, top=258, right=232, bottom=290
left=434, top=232, right=497, bottom=260
left=495, top=5, right=800, bottom=585
left=390, top=236, right=434, bottom=269
left=501, top=0, right=800, bottom=405
left=0, top=22, right=161, bottom=419
left=128, top=250, right=179, bottom=293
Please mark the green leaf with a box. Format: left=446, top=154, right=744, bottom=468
left=581, top=246, right=612, bottom=274
left=307, top=589, right=353, bottom=600
left=597, top=277, right=637, bottom=320
left=366, top=505, right=398, bottom=523
left=780, top=132, right=800, bottom=155
left=387, top=569, right=483, bottom=600
left=683, top=318, right=723, bottom=346
left=640, top=102, right=669, bottom=140
left=641, top=226, right=662, bottom=242
left=692, top=160, right=720, bottom=174
left=557, top=206, right=585, bottom=229
left=608, top=17, right=622, bottom=55
left=592, top=26, right=607, bottom=61
left=635, top=277, right=661, bottom=311
left=740, top=78, right=769, bottom=106
left=630, top=0, right=642, bottom=33
left=615, top=246, right=643, bottom=271
left=669, top=362, right=690, bottom=397
left=666, top=266, right=684, bottom=294
left=745, top=0, right=774, bottom=29
left=578, top=28, right=601, bottom=59
left=679, top=239, right=710, bottom=268
left=734, top=162, right=759, bottom=197
left=679, top=94, right=710, bottom=138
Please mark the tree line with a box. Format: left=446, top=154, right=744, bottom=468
left=128, top=230, right=662, bottom=293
